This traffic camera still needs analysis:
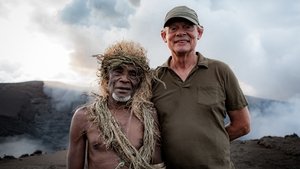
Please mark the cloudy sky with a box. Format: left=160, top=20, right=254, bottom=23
left=1, top=0, right=300, bottom=101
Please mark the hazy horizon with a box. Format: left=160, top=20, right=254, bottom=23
left=1, top=81, right=300, bottom=157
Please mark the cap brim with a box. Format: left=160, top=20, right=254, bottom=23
left=164, top=17, right=198, bottom=27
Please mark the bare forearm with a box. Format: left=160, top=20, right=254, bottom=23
left=226, top=107, right=251, bottom=141
left=226, top=122, right=250, bottom=141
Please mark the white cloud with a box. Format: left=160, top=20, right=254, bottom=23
left=246, top=95, right=300, bottom=139
left=1, top=0, right=300, bottom=101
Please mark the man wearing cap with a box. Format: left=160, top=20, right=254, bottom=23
left=152, top=6, right=251, bottom=169
left=67, top=40, right=164, bottom=169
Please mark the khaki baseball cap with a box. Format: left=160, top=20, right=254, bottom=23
left=164, top=6, right=200, bottom=27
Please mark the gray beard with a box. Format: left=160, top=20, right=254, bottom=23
left=112, top=93, right=131, bottom=102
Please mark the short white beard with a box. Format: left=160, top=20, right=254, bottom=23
left=112, top=93, right=131, bottom=102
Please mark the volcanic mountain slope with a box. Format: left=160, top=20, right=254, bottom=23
left=0, top=81, right=88, bottom=150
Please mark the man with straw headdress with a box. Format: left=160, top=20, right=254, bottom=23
left=67, top=40, right=164, bottom=169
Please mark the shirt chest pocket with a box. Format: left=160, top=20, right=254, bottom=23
left=197, top=86, right=225, bottom=105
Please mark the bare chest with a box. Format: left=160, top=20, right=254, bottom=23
left=87, top=113, right=144, bottom=151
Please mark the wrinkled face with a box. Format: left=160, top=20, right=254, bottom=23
left=108, top=64, right=142, bottom=102
left=161, top=19, right=203, bottom=55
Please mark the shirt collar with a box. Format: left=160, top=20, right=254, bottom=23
left=160, top=52, right=209, bottom=68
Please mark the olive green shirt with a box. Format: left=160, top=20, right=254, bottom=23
left=152, top=52, right=248, bottom=169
